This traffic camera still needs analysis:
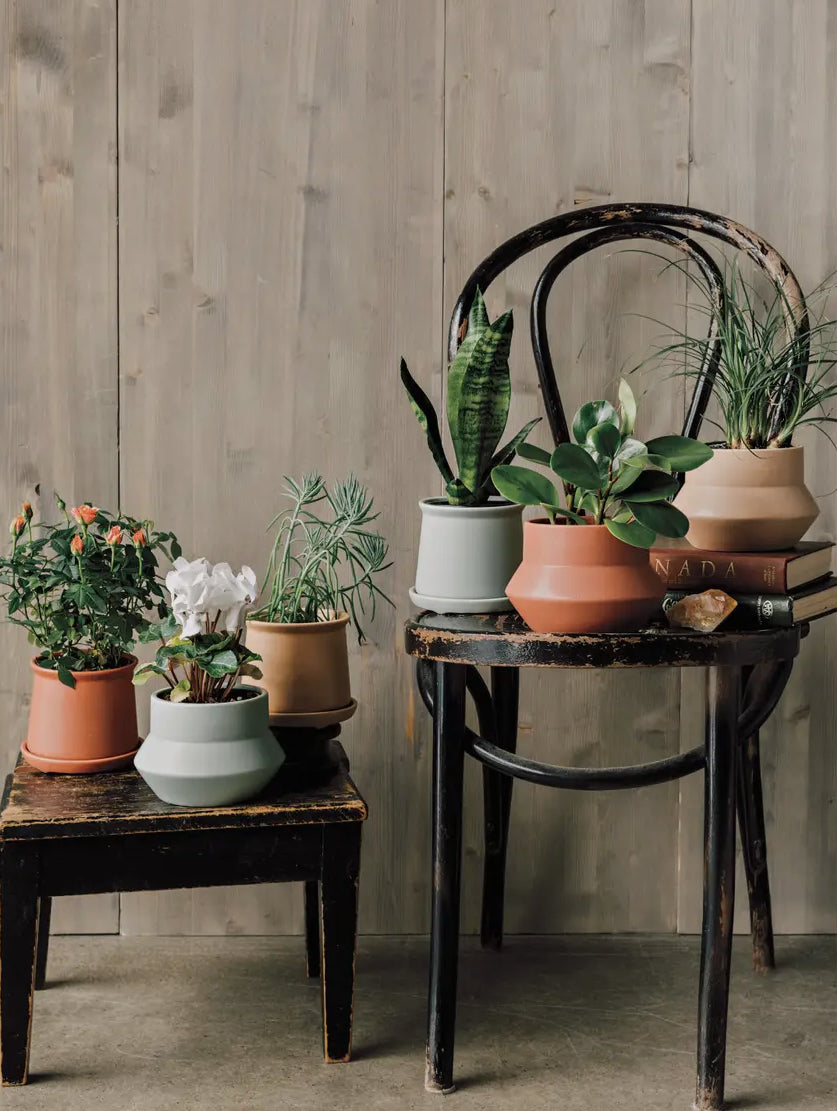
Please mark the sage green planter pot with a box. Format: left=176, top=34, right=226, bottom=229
left=135, top=688, right=284, bottom=807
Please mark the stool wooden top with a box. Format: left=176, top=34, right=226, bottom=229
left=404, top=611, right=803, bottom=669
left=0, top=739, right=366, bottom=841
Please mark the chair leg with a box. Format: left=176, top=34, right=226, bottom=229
left=0, top=843, right=40, bottom=1085
left=696, top=666, right=740, bottom=1111
left=480, top=667, right=519, bottom=950
left=320, top=824, right=361, bottom=1062
left=34, top=896, right=52, bottom=991
left=426, top=662, right=467, bottom=1094
left=735, top=731, right=775, bottom=973
left=304, top=881, right=320, bottom=979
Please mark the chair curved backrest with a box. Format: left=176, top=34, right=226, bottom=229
left=447, top=202, right=810, bottom=447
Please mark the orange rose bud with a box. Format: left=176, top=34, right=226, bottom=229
left=10, top=516, right=25, bottom=537
left=132, top=528, right=147, bottom=548
left=70, top=533, right=84, bottom=555
left=105, top=525, right=122, bottom=545
left=71, top=504, right=99, bottom=526
left=22, top=501, right=33, bottom=520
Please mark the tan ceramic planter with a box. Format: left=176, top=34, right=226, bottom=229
left=674, top=445, right=819, bottom=552
left=245, top=613, right=352, bottom=715
left=506, top=520, right=665, bottom=634
left=23, top=655, right=140, bottom=773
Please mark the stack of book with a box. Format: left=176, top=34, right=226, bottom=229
left=650, top=540, right=837, bottom=628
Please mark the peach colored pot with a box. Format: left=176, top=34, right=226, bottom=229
left=505, top=520, right=665, bottom=634
left=23, top=655, right=140, bottom=774
left=674, top=445, right=819, bottom=552
left=245, top=613, right=352, bottom=715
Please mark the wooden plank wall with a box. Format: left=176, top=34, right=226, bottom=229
left=1, top=0, right=834, bottom=936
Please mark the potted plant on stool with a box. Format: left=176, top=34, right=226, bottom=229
left=133, top=556, right=283, bottom=806
left=246, top=473, right=391, bottom=725
left=492, top=380, right=713, bottom=633
left=400, top=290, right=540, bottom=612
left=0, top=495, right=180, bottom=773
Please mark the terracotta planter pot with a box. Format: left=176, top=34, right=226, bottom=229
left=674, top=445, right=819, bottom=552
left=23, top=655, right=140, bottom=774
left=506, top=520, right=665, bottom=634
left=245, top=613, right=351, bottom=715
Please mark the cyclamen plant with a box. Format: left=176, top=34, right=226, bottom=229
left=0, top=494, right=180, bottom=687
left=492, top=380, right=713, bottom=548
left=134, top=557, right=263, bottom=703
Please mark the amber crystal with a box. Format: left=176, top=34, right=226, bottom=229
left=665, top=589, right=737, bottom=633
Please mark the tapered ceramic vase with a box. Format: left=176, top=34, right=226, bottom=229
left=135, top=688, right=284, bottom=807
left=409, top=497, right=524, bottom=614
left=674, top=445, right=819, bottom=552
left=505, top=519, right=665, bottom=634
left=23, top=655, right=140, bottom=774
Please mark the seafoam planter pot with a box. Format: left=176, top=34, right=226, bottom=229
left=135, top=688, right=284, bottom=807
left=409, top=497, right=524, bottom=614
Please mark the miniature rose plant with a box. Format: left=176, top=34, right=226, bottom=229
left=134, top=557, right=263, bottom=703
left=491, top=379, right=713, bottom=548
left=0, top=494, right=181, bottom=687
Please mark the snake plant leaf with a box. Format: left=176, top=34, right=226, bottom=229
left=515, top=441, right=552, bottom=466
left=625, top=499, right=690, bottom=538
left=446, top=299, right=492, bottom=451
left=618, top=378, right=637, bottom=436
left=549, top=443, right=603, bottom=490
left=453, top=312, right=514, bottom=492
left=616, top=471, right=680, bottom=502
left=446, top=477, right=477, bottom=506
left=605, top=518, right=657, bottom=548
left=468, top=288, right=490, bottom=333
left=645, top=436, right=714, bottom=471
left=491, top=464, right=559, bottom=509
left=489, top=417, right=542, bottom=470
left=586, top=421, right=623, bottom=459
left=572, top=400, right=619, bottom=445
left=400, top=358, right=455, bottom=486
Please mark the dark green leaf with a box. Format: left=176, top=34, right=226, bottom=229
left=605, top=519, right=657, bottom=548
left=625, top=500, right=690, bottom=538
left=549, top=443, right=603, bottom=490
left=586, top=421, right=622, bottom=459
left=400, top=358, right=455, bottom=485
left=57, top=664, right=76, bottom=689
left=451, top=312, right=514, bottom=492
left=645, top=436, right=714, bottom=471
left=515, top=441, right=552, bottom=466
left=617, top=471, right=680, bottom=502
left=572, top=400, right=619, bottom=444
left=491, top=465, right=559, bottom=509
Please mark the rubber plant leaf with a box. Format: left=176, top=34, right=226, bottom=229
left=452, top=311, right=514, bottom=494
left=400, top=358, right=455, bottom=486
left=605, top=518, right=657, bottom=548
left=572, top=400, right=619, bottom=445
left=645, top=436, right=714, bottom=471
left=625, top=499, right=690, bottom=538
left=491, top=464, right=559, bottom=509
left=618, top=378, right=637, bottom=436
left=549, top=443, right=603, bottom=490
left=515, top=441, right=552, bottom=466
left=473, top=417, right=542, bottom=504
left=616, top=471, right=680, bottom=502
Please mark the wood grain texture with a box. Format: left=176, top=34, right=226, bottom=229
left=117, top=0, right=444, bottom=934
left=445, top=0, right=691, bottom=932
left=0, top=0, right=119, bottom=934
left=678, top=0, right=837, bottom=934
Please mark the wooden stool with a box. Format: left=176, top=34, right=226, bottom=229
left=0, top=733, right=366, bottom=1085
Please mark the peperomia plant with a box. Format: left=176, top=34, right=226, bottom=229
left=134, top=557, right=262, bottom=703
left=0, top=494, right=180, bottom=686
left=492, top=380, right=713, bottom=548
left=400, top=290, right=540, bottom=505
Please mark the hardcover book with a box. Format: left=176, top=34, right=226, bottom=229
left=650, top=540, right=834, bottom=592
left=662, top=576, right=837, bottom=629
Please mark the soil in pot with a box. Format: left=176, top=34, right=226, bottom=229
left=23, top=655, right=140, bottom=774
left=506, top=519, right=665, bottom=634
left=245, top=613, right=352, bottom=716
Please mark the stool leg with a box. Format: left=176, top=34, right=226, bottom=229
left=736, top=731, right=775, bottom=973
left=320, top=824, right=361, bottom=1062
left=1, top=843, right=40, bottom=1085
left=696, top=666, right=740, bottom=1111
left=304, top=881, right=321, bottom=979
left=426, top=661, right=467, bottom=1094
left=35, top=897, right=52, bottom=991
left=481, top=667, right=519, bottom=950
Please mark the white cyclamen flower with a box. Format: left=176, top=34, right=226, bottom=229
left=165, top=557, right=258, bottom=638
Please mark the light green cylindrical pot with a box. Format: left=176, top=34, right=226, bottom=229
left=135, top=688, right=284, bottom=807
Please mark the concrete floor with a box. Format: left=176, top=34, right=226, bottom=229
left=1, top=935, right=834, bottom=1111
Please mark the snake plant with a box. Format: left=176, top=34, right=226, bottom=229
left=400, top=290, right=539, bottom=506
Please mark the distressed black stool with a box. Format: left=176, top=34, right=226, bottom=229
left=0, top=730, right=366, bottom=1085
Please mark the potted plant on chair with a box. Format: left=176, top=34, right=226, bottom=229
left=245, top=473, right=391, bottom=725
left=0, top=494, right=181, bottom=773
left=492, top=380, right=713, bottom=633
left=133, top=556, right=283, bottom=806
left=400, top=290, right=540, bottom=612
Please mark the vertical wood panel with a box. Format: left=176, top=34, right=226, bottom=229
left=446, top=0, right=692, bottom=932
left=117, top=0, right=444, bottom=934
left=678, top=0, right=837, bottom=933
left=0, top=0, right=119, bottom=933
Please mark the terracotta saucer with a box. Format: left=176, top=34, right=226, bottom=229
left=268, top=699, right=358, bottom=729
left=21, top=741, right=140, bottom=775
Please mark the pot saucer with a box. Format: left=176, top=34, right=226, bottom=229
left=21, top=741, right=140, bottom=775
left=269, top=699, right=358, bottom=730
left=409, top=588, right=514, bottom=614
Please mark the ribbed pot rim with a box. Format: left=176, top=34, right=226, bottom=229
left=246, top=612, right=349, bottom=634
left=31, top=654, right=137, bottom=681
left=418, top=496, right=522, bottom=518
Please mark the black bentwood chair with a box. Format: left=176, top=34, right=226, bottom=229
left=405, top=203, right=816, bottom=1110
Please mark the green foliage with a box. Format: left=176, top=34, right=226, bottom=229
left=491, top=380, right=712, bottom=549
left=0, top=494, right=180, bottom=685
left=250, top=474, right=392, bottom=641
left=400, top=290, right=540, bottom=506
